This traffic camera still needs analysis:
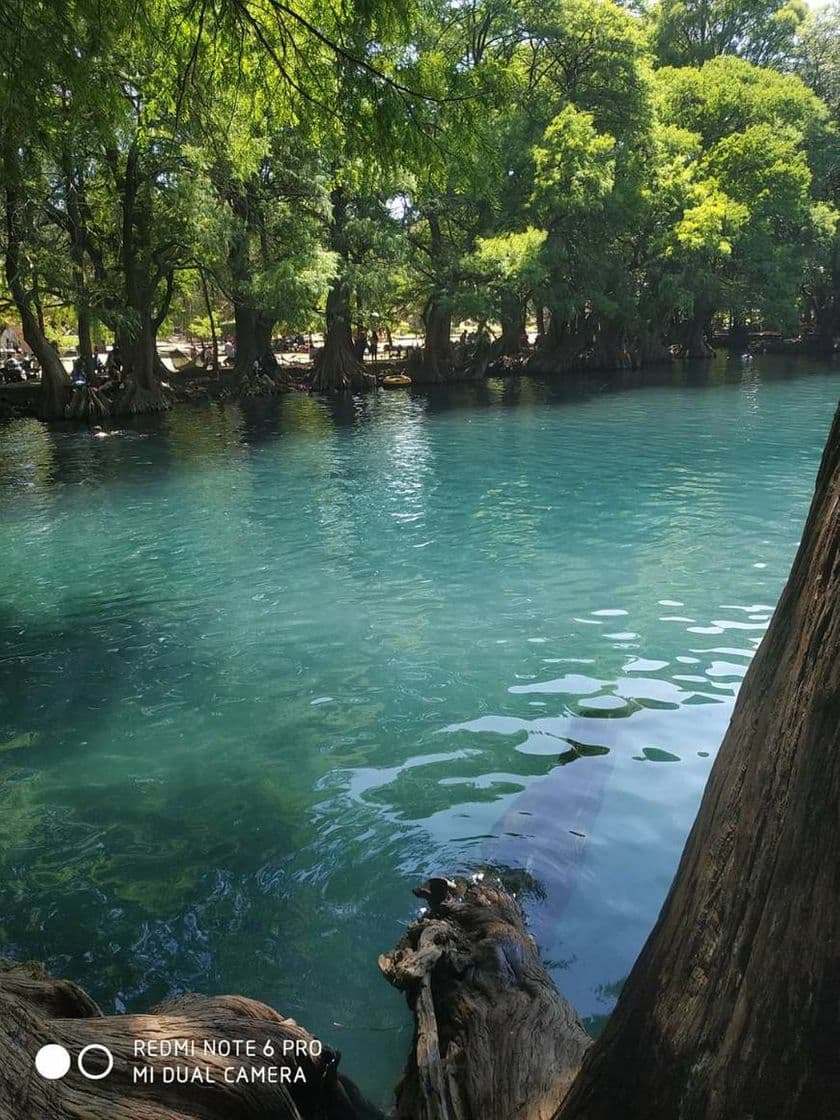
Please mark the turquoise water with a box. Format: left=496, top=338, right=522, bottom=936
left=0, top=356, right=837, bottom=1105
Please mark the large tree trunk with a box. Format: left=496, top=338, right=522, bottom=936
left=114, top=141, right=169, bottom=415
left=527, top=312, right=588, bottom=375
left=0, top=959, right=381, bottom=1120
left=233, top=304, right=275, bottom=378
left=3, top=185, right=70, bottom=420
left=380, top=878, right=591, bottom=1120
left=499, top=291, right=525, bottom=357
left=312, top=189, right=371, bottom=393
left=312, top=279, right=370, bottom=392
left=679, top=302, right=715, bottom=358
left=556, top=403, right=840, bottom=1120
left=118, top=312, right=169, bottom=414
left=412, top=298, right=452, bottom=384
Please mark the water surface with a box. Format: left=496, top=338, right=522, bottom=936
left=0, top=355, right=837, bottom=1104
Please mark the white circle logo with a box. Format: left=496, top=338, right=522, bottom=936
left=77, top=1044, right=114, bottom=1080
left=35, top=1044, right=72, bottom=1080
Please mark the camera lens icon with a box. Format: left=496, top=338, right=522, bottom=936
left=35, top=1043, right=114, bottom=1081
left=77, top=1044, right=114, bottom=1080
left=35, top=1045, right=71, bottom=1080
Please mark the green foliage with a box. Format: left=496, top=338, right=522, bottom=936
left=0, top=0, right=837, bottom=364
left=647, top=0, right=807, bottom=68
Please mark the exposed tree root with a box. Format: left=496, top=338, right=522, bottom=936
left=237, top=369, right=284, bottom=397
left=379, top=877, right=591, bottom=1120
left=311, top=336, right=375, bottom=393
left=115, top=383, right=171, bottom=415
left=64, top=386, right=110, bottom=422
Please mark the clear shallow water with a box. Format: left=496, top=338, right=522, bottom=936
left=0, top=356, right=836, bottom=1104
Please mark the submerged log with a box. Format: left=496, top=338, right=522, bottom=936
left=379, top=877, right=591, bottom=1120
left=0, top=959, right=381, bottom=1120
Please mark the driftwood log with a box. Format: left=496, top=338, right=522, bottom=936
left=379, top=877, right=591, bottom=1120
left=0, top=959, right=381, bottom=1120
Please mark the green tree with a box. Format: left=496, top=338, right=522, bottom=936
left=648, top=0, right=807, bottom=68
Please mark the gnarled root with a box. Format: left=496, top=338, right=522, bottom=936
left=238, top=370, right=284, bottom=397
left=115, top=383, right=171, bottom=415
left=379, top=878, right=591, bottom=1120
left=0, top=958, right=381, bottom=1120
left=64, top=386, right=111, bottom=422
left=311, top=334, right=375, bottom=393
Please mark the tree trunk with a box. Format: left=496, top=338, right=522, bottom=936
left=727, top=312, right=749, bottom=351
left=527, top=313, right=587, bottom=375
left=312, top=188, right=372, bottom=393
left=413, top=298, right=452, bottom=384
left=588, top=318, right=630, bottom=371
left=77, top=305, right=94, bottom=373
left=380, top=878, right=591, bottom=1120
left=118, top=312, right=169, bottom=414
left=3, top=186, right=70, bottom=420
left=499, top=291, right=525, bottom=357
left=200, top=268, right=220, bottom=373
left=233, top=304, right=274, bottom=378
left=114, top=140, right=169, bottom=415
left=557, top=403, right=840, bottom=1120
left=312, top=279, right=370, bottom=392
left=679, top=304, right=715, bottom=358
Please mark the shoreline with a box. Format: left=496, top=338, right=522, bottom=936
left=1, top=343, right=837, bottom=425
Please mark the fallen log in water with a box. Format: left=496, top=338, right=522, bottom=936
left=2, top=876, right=589, bottom=1120
left=0, top=958, right=382, bottom=1120
left=379, top=877, right=592, bottom=1120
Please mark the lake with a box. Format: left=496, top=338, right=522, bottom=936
left=0, top=354, right=837, bottom=1106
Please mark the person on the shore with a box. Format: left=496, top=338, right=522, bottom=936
left=224, top=338, right=236, bottom=363
left=353, top=327, right=368, bottom=362
left=368, top=329, right=378, bottom=362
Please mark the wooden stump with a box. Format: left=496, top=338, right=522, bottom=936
left=379, top=878, right=591, bottom=1120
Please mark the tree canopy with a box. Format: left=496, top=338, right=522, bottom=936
left=0, top=0, right=838, bottom=412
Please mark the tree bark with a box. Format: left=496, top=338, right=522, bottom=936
left=556, top=404, right=840, bottom=1120
left=413, top=297, right=452, bottom=384
left=499, top=291, right=525, bottom=357
left=3, top=185, right=70, bottom=420
left=312, top=279, right=370, bottom=392
left=679, top=303, right=715, bottom=358
left=380, top=878, right=591, bottom=1120
left=118, top=312, right=169, bottom=413
left=0, top=959, right=382, bottom=1120
left=115, top=141, right=169, bottom=414
left=233, top=305, right=274, bottom=378
left=312, top=189, right=371, bottom=392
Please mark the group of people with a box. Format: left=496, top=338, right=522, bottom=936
left=71, top=345, right=124, bottom=386
left=353, top=327, right=382, bottom=363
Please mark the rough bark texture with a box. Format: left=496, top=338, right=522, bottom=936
left=412, top=300, right=453, bottom=385
left=312, top=282, right=371, bottom=392
left=556, top=403, right=840, bottom=1120
left=114, top=141, right=170, bottom=415
left=380, top=878, right=591, bottom=1120
left=118, top=315, right=170, bottom=414
left=0, top=959, right=381, bottom=1120
left=4, top=185, right=70, bottom=419
left=311, top=188, right=372, bottom=393
left=499, top=293, right=525, bottom=357
left=232, top=306, right=274, bottom=379
left=678, top=305, right=715, bottom=358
